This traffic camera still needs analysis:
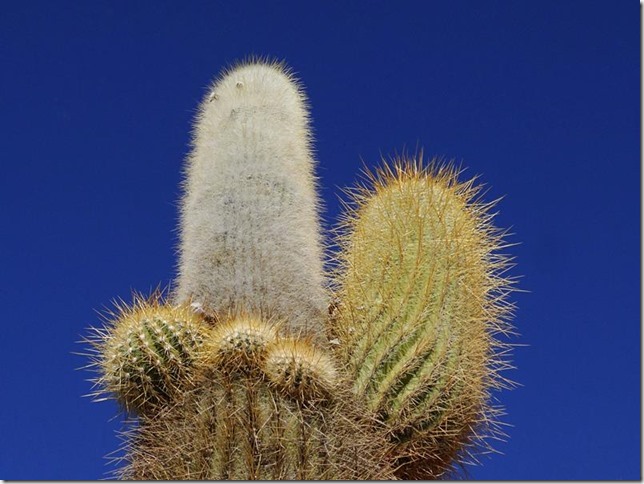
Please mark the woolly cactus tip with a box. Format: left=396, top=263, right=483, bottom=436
left=176, top=59, right=327, bottom=339
left=205, top=58, right=305, bottom=109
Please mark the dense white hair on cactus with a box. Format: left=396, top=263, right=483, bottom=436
left=175, top=59, right=327, bottom=338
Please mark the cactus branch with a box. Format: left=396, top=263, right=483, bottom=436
left=329, top=158, right=516, bottom=478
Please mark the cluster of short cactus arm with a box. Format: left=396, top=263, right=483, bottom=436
left=85, top=59, right=515, bottom=480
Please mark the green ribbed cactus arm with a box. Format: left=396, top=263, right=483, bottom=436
left=329, top=161, right=515, bottom=479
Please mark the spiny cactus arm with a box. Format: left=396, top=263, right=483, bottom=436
left=176, top=59, right=327, bottom=339
left=330, top=157, right=516, bottom=479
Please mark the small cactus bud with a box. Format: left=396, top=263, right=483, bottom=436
left=263, top=338, right=337, bottom=401
left=89, top=295, right=209, bottom=413
left=201, top=315, right=279, bottom=370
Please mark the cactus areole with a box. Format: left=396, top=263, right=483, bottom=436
left=84, top=59, right=516, bottom=480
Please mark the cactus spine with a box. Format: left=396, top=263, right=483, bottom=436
left=85, top=59, right=516, bottom=480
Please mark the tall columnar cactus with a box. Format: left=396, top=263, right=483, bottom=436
left=176, top=61, right=326, bottom=339
left=85, top=59, right=516, bottom=480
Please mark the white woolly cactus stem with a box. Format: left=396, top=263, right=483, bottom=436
left=176, top=60, right=327, bottom=338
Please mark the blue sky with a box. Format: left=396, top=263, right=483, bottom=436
left=0, top=0, right=640, bottom=480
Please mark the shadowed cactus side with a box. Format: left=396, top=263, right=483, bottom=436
left=84, top=58, right=516, bottom=480
left=329, top=161, right=515, bottom=478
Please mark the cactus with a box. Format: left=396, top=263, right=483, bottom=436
left=86, top=293, right=209, bottom=413
left=175, top=60, right=326, bottom=339
left=84, top=59, right=516, bottom=480
left=329, top=161, right=515, bottom=478
left=118, top=315, right=395, bottom=480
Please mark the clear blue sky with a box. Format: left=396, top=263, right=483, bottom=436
left=0, top=0, right=640, bottom=480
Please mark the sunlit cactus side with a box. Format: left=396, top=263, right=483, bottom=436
left=175, top=59, right=327, bottom=340
left=85, top=294, right=210, bottom=414
left=329, top=159, right=515, bottom=479
left=117, top=319, right=395, bottom=480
